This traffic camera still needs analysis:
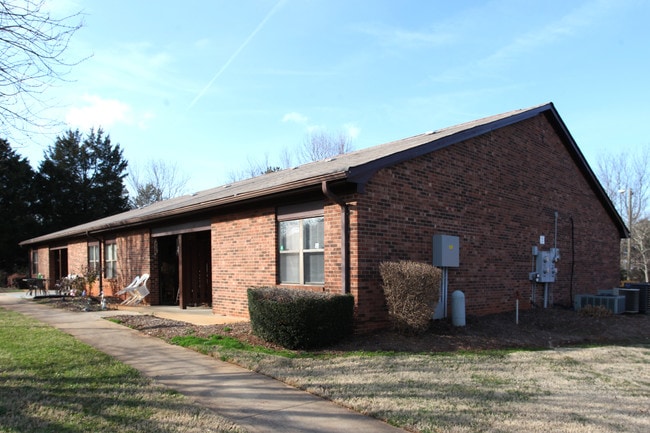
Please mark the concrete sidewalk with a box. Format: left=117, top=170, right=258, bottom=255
left=115, top=303, right=249, bottom=325
left=0, top=293, right=403, bottom=433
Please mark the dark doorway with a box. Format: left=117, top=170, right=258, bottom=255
left=50, top=248, right=68, bottom=282
left=179, top=231, right=212, bottom=308
left=157, top=236, right=179, bottom=305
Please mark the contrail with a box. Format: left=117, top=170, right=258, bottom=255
left=188, top=0, right=287, bottom=110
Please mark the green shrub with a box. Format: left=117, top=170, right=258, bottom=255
left=247, top=287, right=354, bottom=349
left=380, top=260, right=441, bottom=334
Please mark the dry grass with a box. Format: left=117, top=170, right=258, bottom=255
left=16, top=293, right=650, bottom=433
left=220, top=345, right=650, bottom=433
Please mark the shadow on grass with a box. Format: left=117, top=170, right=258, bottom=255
left=0, top=308, right=244, bottom=433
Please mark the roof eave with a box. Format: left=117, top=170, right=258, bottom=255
left=20, top=171, right=349, bottom=247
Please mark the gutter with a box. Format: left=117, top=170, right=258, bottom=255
left=21, top=172, right=349, bottom=247
left=321, top=181, right=350, bottom=294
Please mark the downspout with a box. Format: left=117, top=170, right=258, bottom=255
left=322, top=181, right=350, bottom=294
left=86, top=231, right=103, bottom=295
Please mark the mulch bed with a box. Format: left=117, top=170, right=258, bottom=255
left=32, top=295, right=650, bottom=353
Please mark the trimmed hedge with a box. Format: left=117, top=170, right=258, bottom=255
left=247, top=287, right=354, bottom=349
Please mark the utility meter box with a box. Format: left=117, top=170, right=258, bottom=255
left=433, top=235, right=459, bottom=267
left=535, top=249, right=559, bottom=283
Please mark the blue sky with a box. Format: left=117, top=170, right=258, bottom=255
left=12, top=0, right=650, bottom=194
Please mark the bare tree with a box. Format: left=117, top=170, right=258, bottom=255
left=632, top=218, right=650, bottom=282
left=227, top=130, right=354, bottom=182
left=298, top=129, right=353, bottom=164
left=278, top=145, right=294, bottom=169
left=227, top=153, right=280, bottom=183
left=128, top=159, right=190, bottom=208
left=596, top=147, right=650, bottom=280
left=0, top=0, right=83, bottom=136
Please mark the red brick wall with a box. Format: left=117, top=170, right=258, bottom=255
left=212, top=207, right=277, bottom=316
left=106, top=229, right=152, bottom=298
left=66, top=240, right=87, bottom=276
left=211, top=203, right=346, bottom=317
left=65, top=240, right=100, bottom=295
left=323, top=202, right=344, bottom=294
left=35, top=247, right=48, bottom=278
left=352, top=113, right=621, bottom=331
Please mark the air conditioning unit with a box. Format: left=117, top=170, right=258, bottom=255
left=614, top=288, right=640, bottom=313
left=624, top=283, right=649, bottom=315
left=574, top=294, right=626, bottom=314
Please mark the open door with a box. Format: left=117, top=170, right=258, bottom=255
left=179, top=231, right=211, bottom=308
left=50, top=248, right=68, bottom=282
left=157, top=236, right=179, bottom=305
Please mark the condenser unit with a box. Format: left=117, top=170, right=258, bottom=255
left=624, top=283, right=649, bottom=315
left=614, top=288, right=640, bottom=313
left=574, top=294, right=626, bottom=315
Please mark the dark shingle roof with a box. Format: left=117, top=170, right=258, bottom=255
left=20, top=102, right=627, bottom=246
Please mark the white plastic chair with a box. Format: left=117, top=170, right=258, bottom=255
left=122, top=274, right=150, bottom=305
left=116, top=275, right=141, bottom=297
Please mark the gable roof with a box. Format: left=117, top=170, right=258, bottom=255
left=21, top=102, right=628, bottom=246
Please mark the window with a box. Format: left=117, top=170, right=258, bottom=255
left=105, top=241, right=117, bottom=279
left=279, top=216, right=324, bottom=284
left=88, top=243, right=100, bottom=274
left=31, top=250, right=39, bottom=276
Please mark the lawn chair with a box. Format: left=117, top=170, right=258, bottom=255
left=121, top=274, right=150, bottom=306
left=116, top=275, right=140, bottom=303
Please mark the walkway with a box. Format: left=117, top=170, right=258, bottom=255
left=0, top=293, right=403, bottom=433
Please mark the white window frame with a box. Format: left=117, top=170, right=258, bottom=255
left=104, top=241, right=117, bottom=279
left=88, top=243, right=100, bottom=274
left=277, top=202, right=324, bottom=285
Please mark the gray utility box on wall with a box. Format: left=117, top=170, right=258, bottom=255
left=433, top=235, right=459, bottom=268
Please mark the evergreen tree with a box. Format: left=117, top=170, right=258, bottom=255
left=0, top=138, right=37, bottom=273
left=34, top=128, right=129, bottom=234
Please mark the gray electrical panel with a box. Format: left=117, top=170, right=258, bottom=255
left=433, top=235, right=459, bottom=267
left=531, top=248, right=560, bottom=283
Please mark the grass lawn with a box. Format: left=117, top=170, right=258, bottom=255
left=174, top=335, right=650, bottom=433
left=0, top=308, right=246, bottom=433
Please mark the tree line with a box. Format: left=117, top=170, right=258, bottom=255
left=596, top=149, right=650, bottom=282
left=1, top=129, right=188, bottom=280
left=0, top=130, right=130, bottom=276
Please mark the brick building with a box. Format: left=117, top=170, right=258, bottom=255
left=21, top=103, right=627, bottom=331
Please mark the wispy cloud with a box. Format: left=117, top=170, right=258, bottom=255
left=282, top=112, right=309, bottom=124
left=484, top=3, right=597, bottom=67
left=187, top=0, right=287, bottom=110
left=65, top=94, right=133, bottom=130
left=65, top=93, right=156, bottom=131
left=430, top=0, right=617, bottom=84
left=355, top=23, right=455, bottom=49
left=343, top=123, right=360, bottom=140
left=73, top=42, right=176, bottom=99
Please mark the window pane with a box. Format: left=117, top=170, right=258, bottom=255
left=105, top=262, right=116, bottom=279
left=106, top=244, right=116, bottom=260
left=303, top=217, right=324, bottom=250
left=31, top=251, right=38, bottom=275
left=105, top=243, right=117, bottom=278
left=304, top=252, right=324, bottom=284
left=280, top=253, right=299, bottom=283
left=279, top=220, right=300, bottom=251
left=88, top=245, right=99, bottom=273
